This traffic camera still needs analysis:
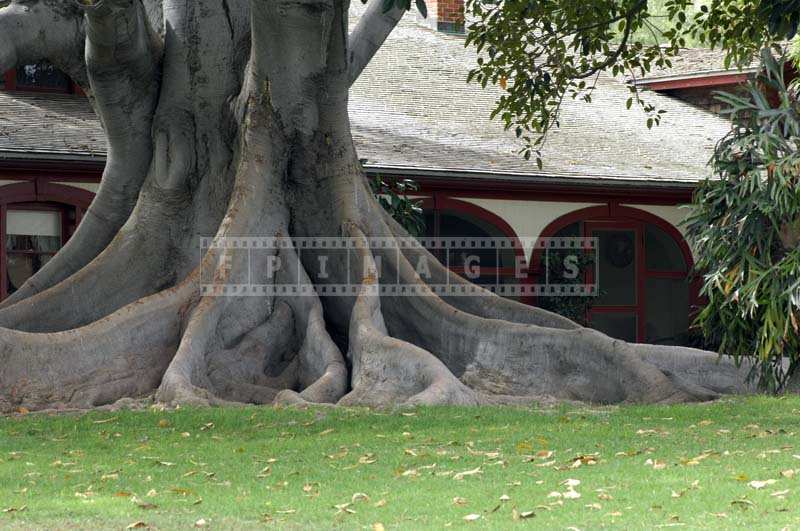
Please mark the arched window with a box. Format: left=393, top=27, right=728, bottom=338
left=421, top=196, right=526, bottom=299
left=535, top=206, right=699, bottom=345
left=0, top=182, right=93, bottom=299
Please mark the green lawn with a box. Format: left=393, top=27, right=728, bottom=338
left=1, top=397, right=799, bottom=529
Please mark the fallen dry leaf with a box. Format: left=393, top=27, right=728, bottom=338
left=748, top=479, right=776, bottom=490
left=125, top=522, right=148, bottom=529
left=334, top=503, right=355, bottom=515
left=512, top=508, right=536, bottom=520
left=453, top=466, right=482, bottom=480
left=463, top=513, right=481, bottom=522
left=131, top=496, right=157, bottom=510
left=453, top=497, right=467, bottom=506
left=731, top=498, right=755, bottom=509
left=372, top=524, right=386, bottom=531
left=645, top=458, right=667, bottom=470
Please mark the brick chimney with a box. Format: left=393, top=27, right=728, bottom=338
left=420, top=0, right=464, bottom=34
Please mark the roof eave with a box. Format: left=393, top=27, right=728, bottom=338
left=632, top=68, right=758, bottom=91
left=363, top=164, right=701, bottom=190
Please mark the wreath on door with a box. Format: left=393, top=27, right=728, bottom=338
left=606, top=232, right=634, bottom=268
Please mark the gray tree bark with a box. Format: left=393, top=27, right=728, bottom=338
left=0, top=0, right=764, bottom=412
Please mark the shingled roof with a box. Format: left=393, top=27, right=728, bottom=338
left=0, top=4, right=733, bottom=187
left=349, top=3, right=731, bottom=185
left=0, top=91, right=105, bottom=160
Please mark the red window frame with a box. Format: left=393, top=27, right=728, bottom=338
left=533, top=204, right=699, bottom=343
left=5, top=202, right=72, bottom=299
left=0, top=182, right=93, bottom=300
left=585, top=221, right=645, bottom=340
left=420, top=194, right=530, bottom=296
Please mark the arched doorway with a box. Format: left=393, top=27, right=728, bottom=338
left=420, top=196, right=527, bottom=300
left=535, top=205, right=699, bottom=345
left=0, top=182, right=93, bottom=300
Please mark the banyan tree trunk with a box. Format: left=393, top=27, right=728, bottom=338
left=0, top=0, right=762, bottom=412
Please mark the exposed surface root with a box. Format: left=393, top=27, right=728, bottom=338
left=0, top=277, right=197, bottom=412
left=379, top=206, right=578, bottom=329
left=274, top=247, right=348, bottom=405
left=0, top=220, right=175, bottom=333
left=207, top=301, right=297, bottom=404
left=379, top=239, right=732, bottom=403
left=337, top=226, right=478, bottom=407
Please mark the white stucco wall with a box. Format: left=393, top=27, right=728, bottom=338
left=455, top=198, right=600, bottom=263
left=452, top=197, right=695, bottom=261
left=457, top=198, right=602, bottom=240
left=623, top=203, right=692, bottom=236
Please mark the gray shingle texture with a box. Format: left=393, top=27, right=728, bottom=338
left=0, top=91, right=105, bottom=158
left=0, top=4, right=734, bottom=185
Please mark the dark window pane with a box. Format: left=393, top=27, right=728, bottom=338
left=645, top=277, right=690, bottom=345
left=438, top=210, right=516, bottom=268
left=7, top=253, right=55, bottom=295
left=554, top=221, right=581, bottom=238
left=16, top=61, right=70, bottom=90
left=594, top=229, right=636, bottom=306
left=6, top=234, right=61, bottom=253
left=591, top=312, right=637, bottom=342
left=645, top=223, right=686, bottom=272
left=422, top=211, right=436, bottom=237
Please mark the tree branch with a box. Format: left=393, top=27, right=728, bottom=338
left=347, top=0, right=405, bottom=85
left=0, top=0, right=87, bottom=87
left=572, top=0, right=645, bottom=79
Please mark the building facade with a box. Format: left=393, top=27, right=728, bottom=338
left=0, top=3, right=749, bottom=346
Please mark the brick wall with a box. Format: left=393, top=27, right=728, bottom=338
left=419, top=0, right=464, bottom=34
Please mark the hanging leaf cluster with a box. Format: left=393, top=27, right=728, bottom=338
left=685, top=49, right=800, bottom=391
left=464, top=0, right=797, bottom=167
